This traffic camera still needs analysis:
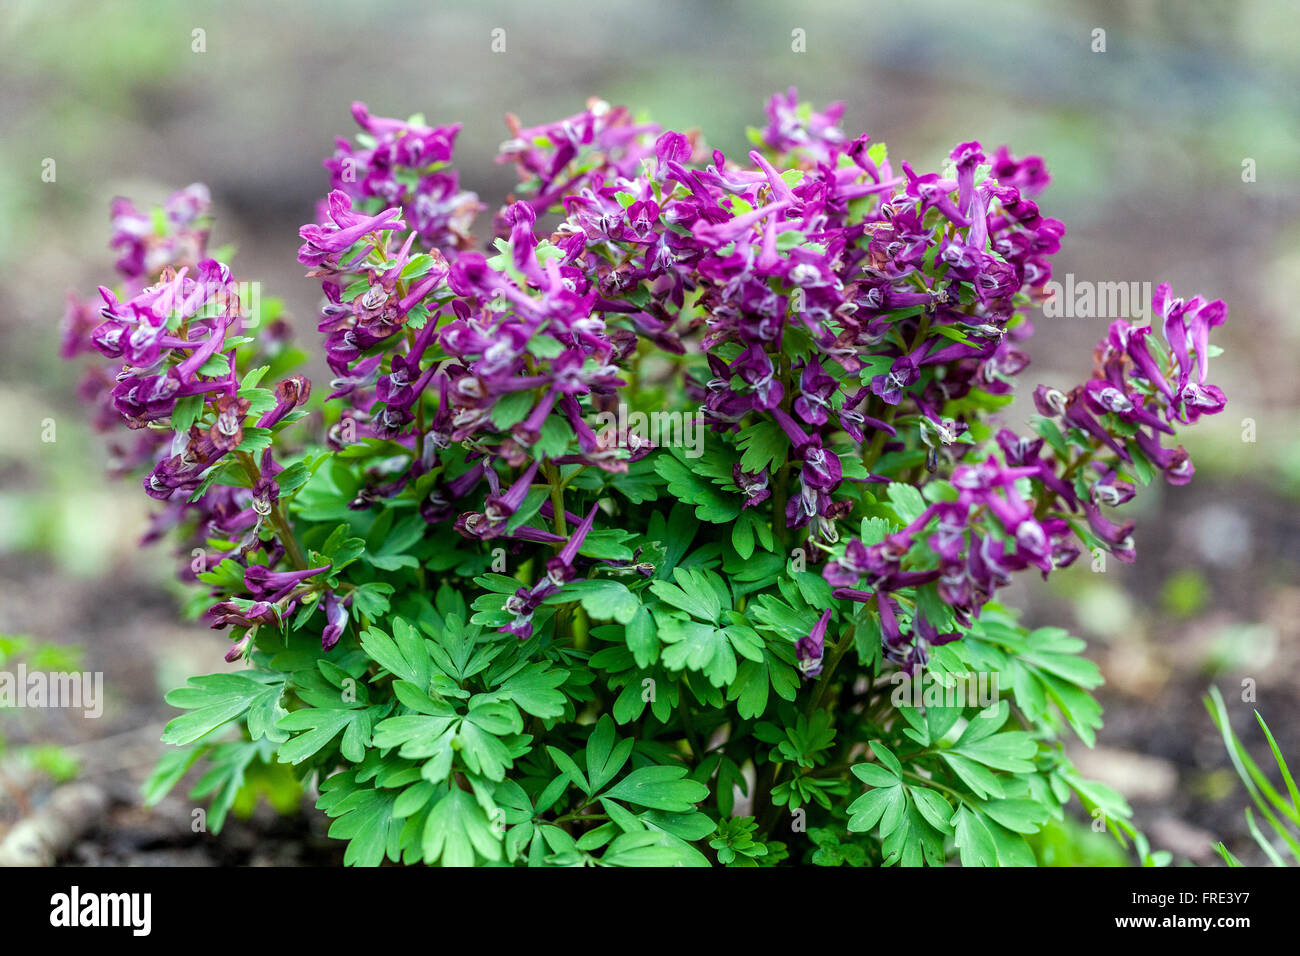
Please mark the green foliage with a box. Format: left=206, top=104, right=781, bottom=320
left=1206, top=686, right=1299, bottom=866
left=139, top=423, right=1160, bottom=867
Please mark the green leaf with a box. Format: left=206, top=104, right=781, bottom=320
left=851, top=763, right=901, bottom=788
left=189, top=738, right=274, bottom=834
left=625, top=605, right=659, bottom=669
left=653, top=455, right=741, bottom=523
left=882, top=798, right=946, bottom=866
left=585, top=716, right=634, bottom=793
left=950, top=732, right=1038, bottom=773
left=278, top=707, right=369, bottom=765
left=558, top=579, right=639, bottom=625
left=350, top=582, right=395, bottom=619
left=908, top=787, right=954, bottom=834
left=1032, top=416, right=1069, bottom=457
left=939, top=752, right=1005, bottom=800
left=578, top=528, right=637, bottom=561
left=490, top=389, right=536, bottom=430
left=141, top=745, right=204, bottom=806
left=847, top=782, right=905, bottom=833
left=495, top=662, right=569, bottom=719
left=534, top=416, right=575, bottom=459
left=602, top=765, right=708, bottom=812
left=649, top=568, right=724, bottom=623
left=657, top=618, right=735, bottom=687
left=366, top=513, right=425, bottom=571
left=170, top=393, right=205, bottom=433
left=600, top=829, right=708, bottom=867
left=736, top=420, right=789, bottom=473
left=885, top=482, right=928, bottom=524
left=162, top=673, right=285, bottom=746
left=985, top=817, right=1038, bottom=866
left=953, top=805, right=999, bottom=867
left=360, top=622, right=431, bottom=687
left=978, top=798, right=1050, bottom=834
left=546, top=745, right=591, bottom=794
left=870, top=740, right=904, bottom=776
left=319, top=775, right=401, bottom=867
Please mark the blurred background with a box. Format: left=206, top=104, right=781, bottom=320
left=1, top=0, right=1297, bottom=865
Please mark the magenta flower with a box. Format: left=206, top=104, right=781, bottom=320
left=796, top=609, right=834, bottom=679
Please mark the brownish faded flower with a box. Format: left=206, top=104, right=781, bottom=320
left=209, top=394, right=251, bottom=452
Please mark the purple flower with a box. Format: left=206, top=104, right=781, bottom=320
left=771, top=408, right=842, bottom=492
left=732, top=464, right=771, bottom=509
left=871, top=353, right=920, bottom=406
left=901, top=161, right=969, bottom=227
left=990, top=146, right=1051, bottom=197
left=792, top=359, right=838, bottom=426
left=206, top=600, right=279, bottom=630
left=838, top=387, right=897, bottom=444
left=761, top=88, right=846, bottom=162
left=796, top=609, right=834, bottom=678
left=224, top=634, right=252, bottom=664
left=243, top=564, right=332, bottom=601
left=502, top=503, right=600, bottom=640
left=321, top=590, right=349, bottom=651
left=297, top=190, right=404, bottom=268
left=328, top=103, right=481, bottom=251
left=1082, top=502, right=1136, bottom=563
left=457, top=459, right=541, bottom=540
left=258, top=376, right=313, bottom=429
left=824, top=538, right=871, bottom=587
left=949, top=141, right=985, bottom=216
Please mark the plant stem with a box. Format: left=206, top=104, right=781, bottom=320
left=572, top=605, right=589, bottom=652
left=805, top=615, right=863, bottom=718
left=753, top=759, right=784, bottom=834
left=549, top=811, right=609, bottom=826
left=770, top=462, right=790, bottom=553
left=542, top=461, right=567, bottom=542
left=270, top=506, right=309, bottom=572
left=236, top=450, right=307, bottom=570
left=678, top=680, right=704, bottom=761
left=1035, top=449, right=1093, bottom=520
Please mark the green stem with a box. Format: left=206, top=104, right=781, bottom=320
left=542, top=462, right=567, bottom=542
left=678, top=680, right=704, bottom=761
left=1035, top=449, right=1093, bottom=520
left=572, top=605, right=589, bottom=652
left=236, top=451, right=307, bottom=570
left=549, top=811, right=609, bottom=826
left=770, top=350, right=795, bottom=552
left=770, top=462, right=791, bottom=552
left=804, top=612, right=864, bottom=718
left=753, top=759, right=784, bottom=835
left=900, top=770, right=972, bottom=807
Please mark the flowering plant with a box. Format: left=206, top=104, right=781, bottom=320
left=61, top=91, right=1227, bottom=866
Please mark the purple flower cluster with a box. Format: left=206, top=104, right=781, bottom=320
left=65, top=91, right=1228, bottom=669
left=325, top=103, right=483, bottom=253
left=294, top=93, right=1226, bottom=657
left=298, top=102, right=669, bottom=553
left=824, top=290, right=1229, bottom=670
left=63, top=185, right=319, bottom=640
left=61, top=185, right=219, bottom=475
